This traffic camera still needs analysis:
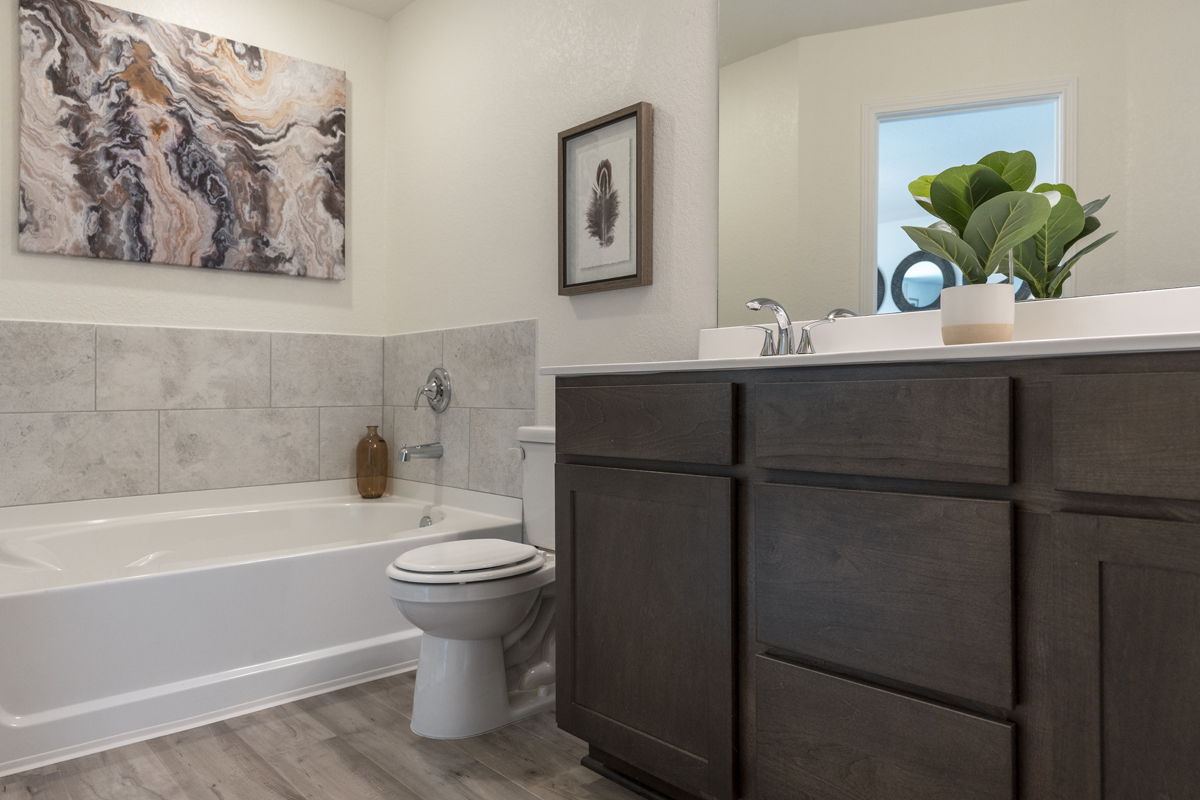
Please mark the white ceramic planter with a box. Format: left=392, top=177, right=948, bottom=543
left=940, top=283, right=1015, bottom=345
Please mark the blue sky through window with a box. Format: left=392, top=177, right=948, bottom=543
left=876, top=100, right=1058, bottom=313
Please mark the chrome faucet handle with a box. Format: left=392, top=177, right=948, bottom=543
left=413, top=367, right=451, bottom=412
left=746, top=298, right=794, bottom=355
left=797, top=308, right=858, bottom=355
left=797, top=319, right=834, bottom=355
left=750, top=325, right=778, bottom=357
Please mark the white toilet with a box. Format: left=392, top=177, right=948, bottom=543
left=385, top=425, right=556, bottom=739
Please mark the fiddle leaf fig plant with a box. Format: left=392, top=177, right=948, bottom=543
left=904, top=150, right=1117, bottom=297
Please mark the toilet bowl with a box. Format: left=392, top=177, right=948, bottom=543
left=385, top=426, right=556, bottom=739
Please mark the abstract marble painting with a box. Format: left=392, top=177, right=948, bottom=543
left=18, top=0, right=347, bottom=279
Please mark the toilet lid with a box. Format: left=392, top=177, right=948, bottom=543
left=386, top=552, right=545, bottom=584
left=393, top=538, right=537, bottom=573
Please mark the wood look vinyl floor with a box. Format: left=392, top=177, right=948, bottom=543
left=1, top=672, right=641, bottom=800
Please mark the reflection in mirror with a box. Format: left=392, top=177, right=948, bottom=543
left=717, top=0, right=1200, bottom=327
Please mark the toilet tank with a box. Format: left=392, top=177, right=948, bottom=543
left=518, top=426, right=555, bottom=551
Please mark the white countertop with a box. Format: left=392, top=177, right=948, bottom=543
left=541, top=331, right=1200, bottom=378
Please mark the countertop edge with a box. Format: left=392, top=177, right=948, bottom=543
left=541, top=331, right=1200, bottom=377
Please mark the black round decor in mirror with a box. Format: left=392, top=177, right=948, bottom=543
left=876, top=267, right=886, bottom=312
left=890, top=251, right=956, bottom=312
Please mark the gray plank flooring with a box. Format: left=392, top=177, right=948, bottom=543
left=1, top=672, right=640, bottom=800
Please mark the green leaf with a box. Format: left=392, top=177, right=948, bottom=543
left=1047, top=231, right=1119, bottom=297
left=1080, top=195, right=1110, bottom=216
left=962, top=191, right=1053, bottom=275
left=909, top=175, right=937, bottom=198
left=1063, top=230, right=1118, bottom=269
left=1034, top=196, right=1086, bottom=268
left=915, top=198, right=938, bottom=218
left=1013, top=237, right=1046, bottom=285
left=1063, top=215, right=1101, bottom=255
left=902, top=225, right=986, bottom=284
left=1011, top=260, right=1045, bottom=295
left=978, top=150, right=1037, bottom=192
left=1033, top=183, right=1077, bottom=200
left=930, top=165, right=1013, bottom=236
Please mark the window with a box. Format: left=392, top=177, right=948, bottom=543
left=863, top=82, right=1074, bottom=314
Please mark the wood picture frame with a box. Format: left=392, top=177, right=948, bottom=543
left=558, top=102, right=653, bottom=296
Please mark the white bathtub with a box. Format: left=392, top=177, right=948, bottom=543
left=0, top=479, right=523, bottom=776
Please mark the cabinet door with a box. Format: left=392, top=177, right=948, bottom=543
left=556, top=464, right=735, bottom=800
left=1027, top=513, right=1200, bottom=799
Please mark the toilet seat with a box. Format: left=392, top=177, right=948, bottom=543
left=387, top=539, right=545, bottom=584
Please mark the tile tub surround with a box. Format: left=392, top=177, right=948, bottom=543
left=0, top=321, right=385, bottom=507
left=385, top=320, right=536, bottom=498
left=0, top=319, right=540, bottom=506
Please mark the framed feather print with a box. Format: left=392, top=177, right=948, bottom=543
left=558, top=103, right=653, bottom=295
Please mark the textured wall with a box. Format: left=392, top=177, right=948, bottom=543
left=717, top=0, right=1200, bottom=325
left=0, top=0, right=390, bottom=333
left=384, top=0, right=720, bottom=424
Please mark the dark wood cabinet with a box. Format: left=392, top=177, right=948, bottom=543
left=756, top=656, right=1015, bottom=800
left=755, top=484, right=1014, bottom=709
left=754, top=377, right=1012, bottom=484
left=1026, top=512, right=1200, bottom=799
left=557, top=351, right=1200, bottom=800
left=555, top=464, right=736, bottom=800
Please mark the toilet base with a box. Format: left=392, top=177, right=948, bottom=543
left=410, top=634, right=555, bottom=739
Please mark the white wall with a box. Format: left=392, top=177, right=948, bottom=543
left=384, top=0, right=720, bottom=424
left=718, top=0, right=1200, bottom=326
left=0, top=0, right=391, bottom=334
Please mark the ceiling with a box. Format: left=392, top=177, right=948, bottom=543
left=323, top=0, right=416, bottom=20
left=720, top=0, right=1023, bottom=66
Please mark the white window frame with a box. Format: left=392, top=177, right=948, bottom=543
left=860, top=79, right=1077, bottom=314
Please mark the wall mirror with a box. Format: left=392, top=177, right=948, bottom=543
left=717, top=0, right=1200, bottom=327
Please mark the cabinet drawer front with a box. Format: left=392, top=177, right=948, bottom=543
left=756, top=484, right=1014, bottom=708
left=1053, top=372, right=1200, bottom=500
left=557, top=383, right=734, bottom=464
left=756, top=656, right=1014, bottom=800
left=754, top=377, right=1011, bottom=484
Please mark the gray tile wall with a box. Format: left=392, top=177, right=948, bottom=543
left=0, top=321, right=384, bottom=508
left=0, top=318, right=539, bottom=507
left=385, top=320, right=536, bottom=498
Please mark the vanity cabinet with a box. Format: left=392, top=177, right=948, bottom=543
left=555, top=354, right=1200, bottom=800
left=555, top=463, right=736, bottom=800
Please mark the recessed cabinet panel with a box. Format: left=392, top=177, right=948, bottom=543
left=756, top=484, right=1014, bottom=708
left=557, top=383, right=735, bottom=464
left=756, top=656, right=1015, bottom=800
left=556, top=464, right=735, bottom=800
left=754, top=377, right=1012, bottom=484
left=1053, top=372, right=1200, bottom=500
left=1049, top=513, right=1200, bottom=799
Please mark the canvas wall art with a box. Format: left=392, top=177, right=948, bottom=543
left=18, top=0, right=347, bottom=280
left=558, top=103, right=653, bottom=296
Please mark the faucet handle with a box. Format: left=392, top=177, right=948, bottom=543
left=413, top=368, right=451, bottom=413
left=750, top=325, right=778, bottom=357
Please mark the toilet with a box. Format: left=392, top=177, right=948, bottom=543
left=385, top=426, right=556, bottom=739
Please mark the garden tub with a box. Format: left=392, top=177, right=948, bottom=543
left=0, top=479, right=522, bottom=775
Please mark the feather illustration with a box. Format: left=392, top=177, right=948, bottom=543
left=586, top=159, right=620, bottom=247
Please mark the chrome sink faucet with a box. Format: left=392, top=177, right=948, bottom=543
left=746, top=298, right=794, bottom=355
left=399, top=442, right=443, bottom=461
left=797, top=308, right=858, bottom=355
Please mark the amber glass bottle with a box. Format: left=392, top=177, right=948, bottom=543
left=356, top=426, right=389, bottom=499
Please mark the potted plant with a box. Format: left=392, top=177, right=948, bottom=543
left=904, top=150, right=1117, bottom=344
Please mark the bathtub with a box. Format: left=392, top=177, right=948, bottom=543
left=0, top=479, right=523, bottom=776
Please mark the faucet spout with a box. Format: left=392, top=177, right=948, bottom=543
left=399, top=442, right=443, bottom=462
left=745, top=298, right=794, bottom=355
